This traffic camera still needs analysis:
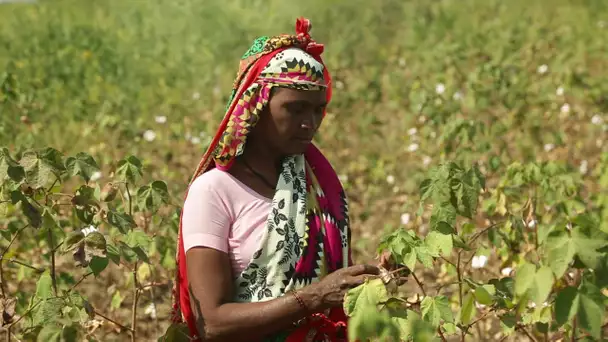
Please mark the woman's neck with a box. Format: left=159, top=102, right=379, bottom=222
left=239, top=141, right=283, bottom=179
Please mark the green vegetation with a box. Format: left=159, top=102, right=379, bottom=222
left=1, top=0, right=607, bottom=340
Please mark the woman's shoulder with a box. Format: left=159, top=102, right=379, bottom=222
left=188, top=168, right=235, bottom=193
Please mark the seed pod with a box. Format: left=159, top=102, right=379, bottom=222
left=101, top=182, right=118, bottom=202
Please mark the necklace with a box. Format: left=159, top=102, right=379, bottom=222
left=241, top=158, right=277, bottom=189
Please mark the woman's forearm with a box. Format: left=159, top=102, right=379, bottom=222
left=191, top=284, right=324, bottom=342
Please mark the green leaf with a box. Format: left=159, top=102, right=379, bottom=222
left=89, top=256, right=109, bottom=276
left=106, top=243, right=121, bottom=265
left=126, top=230, right=152, bottom=249
left=19, top=148, right=65, bottom=189
left=110, top=290, right=124, bottom=310
left=35, top=271, right=53, bottom=300
left=343, top=278, right=389, bottom=317
left=571, top=228, right=607, bottom=269
left=84, top=232, right=107, bottom=258
left=21, top=196, right=41, bottom=228
left=529, top=266, right=553, bottom=306
left=107, top=210, right=136, bottom=234
left=62, top=231, right=85, bottom=253
left=60, top=323, right=82, bottom=342
left=137, top=180, right=169, bottom=213
left=0, top=147, right=24, bottom=183
left=545, top=230, right=576, bottom=278
left=499, top=313, right=517, bottom=335
left=33, top=298, right=63, bottom=326
left=116, top=156, right=143, bottom=184
left=459, top=293, right=476, bottom=325
left=430, top=202, right=457, bottom=230
left=347, top=309, right=399, bottom=342
left=420, top=295, right=453, bottom=327
left=65, top=152, right=100, bottom=183
left=577, top=282, right=604, bottom=339
left=37, top=324, right=62, bottom=342
left=158, top=323, right=192, bottom=342
left=425, top=230, right=453, bottom=257
left=514, top=262, right=536, bottom=297
left=474, top=284, right=496, bottom=306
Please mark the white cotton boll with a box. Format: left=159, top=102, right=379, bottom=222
left=190, top=137, right=201, bottom=145
left=435, top=83, right=446, bottom=95
left=501, top=267, right=513, bottom=276
left=192, top=92, right=200, bottom=100
left=527, top=220, right=537, bottom=229
left=418, top=115, right=426, bottom=123
left=144, top=303, right=157, bottom=319
left=579, top=160, right=588, bottom=175
left=143, top=130, right=156, bottom=142
left=422, top=156, right=432, bottom=167
left=566, top=222, right=573, bottom=230
left=90, top=171, right=102, bottom=182
left=400, top=213, right=411, bottom=225
left=560, top=103, right=571, bottom=114
left=82, top=225, right=98, bottom=237
left=556, top=86, right=564, bottom=96
left=335, top=81, right=344, bottom=89
left=471, top=255, right=488, bottom=269
left=528, top=301, right=537, bottom=309
left=155, top=115, right=167, bottom=124
left=475, top=301, right=486, bottom=309
left=544, top=143, right=555, bottom=152
left=453, top=91, right=463, bottom=100
left=407, top=127, right=418, bottom=136
left=407, top=143, right=419, bottom=152
left=568, top=271, right=575, bottom=278
left=398, top=58, right=406, bottom=67
left=543, top=302, right=549, bottom=307
left=537, top=64, right=548, bottom=74
left=591, top=114, right=603, bottom=125
left=429, top=131, right=437, bottom=139
left=386, top=175, right=395, bottom=184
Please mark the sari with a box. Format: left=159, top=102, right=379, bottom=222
left=171, top=17, right=353, bottom=342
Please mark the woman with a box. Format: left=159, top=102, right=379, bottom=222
left=171, top=18, right=384, bottom=342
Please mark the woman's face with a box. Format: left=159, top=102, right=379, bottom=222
left=253, top=87, right=327, bottom=156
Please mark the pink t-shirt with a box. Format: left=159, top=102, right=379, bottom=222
left=181, top=168, right=272, bottom=277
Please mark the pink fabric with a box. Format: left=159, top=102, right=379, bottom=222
left=181, top=168, right=272, bottom=277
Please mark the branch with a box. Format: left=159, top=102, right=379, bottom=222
left=469, top=221, right=505, bottom=244
left=125, top=183, right=133, bottom=216
left=6, top=258, right=44, bottom=273
left=411, top=271, right=427, bottom=297
left=0, top=225, right=28, bottom=298
left=516, top=324, right=539, bottom=342
left=131, top=261, right=139, bottom=342
left=438, top=327, right=448, bottom=342
left=46, top=229, right=58, bottom=296
left=68, top=271, right=94, bottom=292
left=7, top=300, right=42, bottom=330
left=95, top=311, right=133, bottom=332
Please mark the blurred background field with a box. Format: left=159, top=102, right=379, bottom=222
left=1, top=0, right=607, bottom=340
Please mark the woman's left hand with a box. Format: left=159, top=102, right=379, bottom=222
left=376, top=250, right=409, bottom=286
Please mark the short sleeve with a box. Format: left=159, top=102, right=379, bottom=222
left=181, top=174, right=232, bottom=253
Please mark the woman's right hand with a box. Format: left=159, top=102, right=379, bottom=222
left=305, top=264, right=380, bottom=310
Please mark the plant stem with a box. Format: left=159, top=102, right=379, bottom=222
left=469, top=221, right=504, bottom=244
left=0, top=225, right=28, bottom=297
left=46, top=229, right=58, bottom=296
left=457, top=250, right=465, bottom=342
left=517, top=325, right=538, bottom=342
left=7, top=300, right=42, bottom=330
left=6, top=258, right=44, bottom=273
left=411, top=271, right=427, bottom=296
left=95, top=310, right=133, bottom=332
left=438, top=327, right=448, bottom=342
left=571, top=318, right=577, bottom=341
left=131, top=261, right=139, bottom=342
left=126, top=183, right=133, bottom=216
left=69, top=271, right=94, bottom=292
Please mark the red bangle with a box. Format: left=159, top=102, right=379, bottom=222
left=290, top=289, right=309, bottom=313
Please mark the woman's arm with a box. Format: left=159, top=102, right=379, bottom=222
left=186, top=247, right=321, bottom=341
left=186, top=247, right=380, bottom=342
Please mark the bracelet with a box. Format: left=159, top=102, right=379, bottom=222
left=290, top=289, right=309, bottom=313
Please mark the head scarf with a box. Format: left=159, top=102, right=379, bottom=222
left=172, top=18, right=352, bottom=342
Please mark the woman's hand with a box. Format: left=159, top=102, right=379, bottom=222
left=302, top=264, right=380, bottom=310
left=377, top=250, right=410, bottom=285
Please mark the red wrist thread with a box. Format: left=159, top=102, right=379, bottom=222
left=290, top=289, right=309, bottom=313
